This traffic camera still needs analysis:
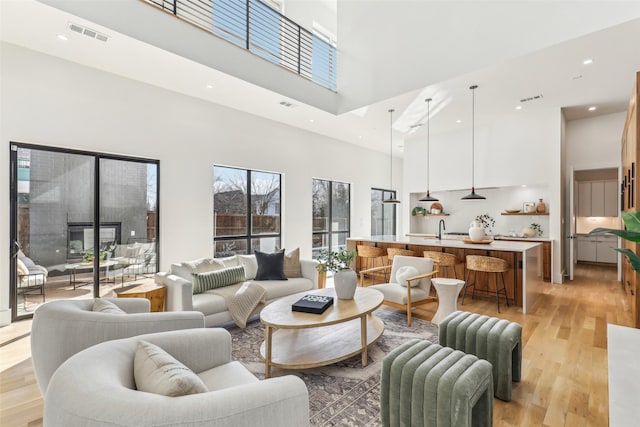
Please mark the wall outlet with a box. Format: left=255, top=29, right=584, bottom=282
left=130, top=230, right=135, bottom=236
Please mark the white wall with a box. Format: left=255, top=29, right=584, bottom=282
left=0, top=43, right=403, bottom=325
left=565, top=112, right=625, bottom=172
left=284, top=0, right=337, bottom=39
left=404, top=108, right=561, bottom=192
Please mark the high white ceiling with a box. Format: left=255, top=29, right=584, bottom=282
left=1, top=0, right=640, bottom=157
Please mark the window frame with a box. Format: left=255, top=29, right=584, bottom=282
left=312, top=178, right=350, bottom=257
left=213, top=165, right=282, bottom=256
left=371, top=187, right=397, bottom=237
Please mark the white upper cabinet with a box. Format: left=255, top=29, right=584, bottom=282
left=591, top=181, right=605, bottom=216
left=605, top=180, right=618, bottom=217
left=578, top=182, right=592, bottom=217
left=577, top=180, right=618, bottom=217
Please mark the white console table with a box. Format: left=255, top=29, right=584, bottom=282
left=608, top=324, right=640, bottom=426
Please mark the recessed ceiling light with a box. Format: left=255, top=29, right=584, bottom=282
left=456, top=119, right=462, bottom=124
left=583, top=58, right=594, bottom=65
left=206, top=84, right=213, bottom=89
left=358, top=135, right=362, bottom=139
left=515, top=105, right=522, bottom=110
left=588, top=106, right=597, bottom=111
left=521, top=184, right=527, bottom=188
left=309, top=119, right=315, bottom=123
left=57, top=34, right=68, bottom=41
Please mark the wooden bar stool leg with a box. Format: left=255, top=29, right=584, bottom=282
left=495, top=272, right=501, bottom=313
left=462, top=269, right=471, bottom=305
left=502, top=272, right=510, bottom=307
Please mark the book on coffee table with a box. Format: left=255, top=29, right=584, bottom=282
left=292, top=294, right=334, bottom=314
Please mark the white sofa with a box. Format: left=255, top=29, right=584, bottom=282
left=156, top=254, right=319, bottom=327
left=44, top=328, right=310, bottom=427
left=31, top=298, right=205, bottom=395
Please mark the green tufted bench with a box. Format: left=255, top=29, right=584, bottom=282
left=381, top=339, right=493, bottom=427
left=438, top=311, right=522, bottom=401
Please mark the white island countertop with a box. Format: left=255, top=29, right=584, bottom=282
left=355, top=235, right=541, bottom=253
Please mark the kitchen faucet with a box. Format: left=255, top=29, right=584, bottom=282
left=438, top=219, right=446, bottom=240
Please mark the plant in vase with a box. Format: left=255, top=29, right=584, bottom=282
left=411, top=206, right=427, bottom=216
left=530, top=223, right=543, bottom=237
left=475, top=214, right=495, bottom=235
left=316, top=248, right=357, bottom=299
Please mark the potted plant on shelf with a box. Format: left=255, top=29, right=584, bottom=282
left=412, top=206, right=427, bottom=216
left=316, top=248, right=357, bottom=299
left=589, top=211, right=640, bottom=272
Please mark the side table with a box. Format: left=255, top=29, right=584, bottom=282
left=115, top=281, right=166, bottom=312
left=430, top=278, right=465, bottom=325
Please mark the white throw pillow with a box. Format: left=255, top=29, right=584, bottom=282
left=134, top=341, right=208, bottom=397
left=181, top=258, right=225, bottom=274
left=217, top=255, right=239, bottom=268
left=92, top=299, right=126, bottom=314
left=238, top=255, right=258, bottom=280
left=396, top=266, right=420, bottom=287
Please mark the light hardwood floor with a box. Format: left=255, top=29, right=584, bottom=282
left=0, top=263, right=630, bottom=427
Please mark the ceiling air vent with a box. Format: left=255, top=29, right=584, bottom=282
left=279, top=101, right=295, bottom=107
left=519, top=93, right=544, bottom=103
left=67, top=22, right=109, bottom=43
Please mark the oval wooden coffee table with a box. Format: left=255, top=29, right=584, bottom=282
left=260, top=287, right=384, bottom=378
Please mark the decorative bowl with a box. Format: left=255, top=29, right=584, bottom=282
left=431, top=208, right=442, bottom=214
left=504, top=209, right=521, bottom=214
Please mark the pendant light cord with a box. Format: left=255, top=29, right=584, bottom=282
left=389, top=109, right=395, bottom=190
left=426, top=99, right=431, bottom=190
left=470, top=85, right=477, bottom=189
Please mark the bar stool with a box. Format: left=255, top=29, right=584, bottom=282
left=423, top=251, right=459, bottom=278
left=357, top=245, right=387, bottom=282
left=387, top=247, right=415, bottom=264
left=462, top=255, right=509, bottom=312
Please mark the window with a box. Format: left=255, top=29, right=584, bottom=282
left=312, top=179, right=350, bottom=258
left=214, top=165, right=281, bottom=256
left=371, top=188, right=396, bottom=237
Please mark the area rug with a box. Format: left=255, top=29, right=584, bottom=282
left=226, top=309, right=439, bottom=427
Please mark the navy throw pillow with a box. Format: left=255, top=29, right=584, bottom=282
left=254, top=250, right=288, bottom=281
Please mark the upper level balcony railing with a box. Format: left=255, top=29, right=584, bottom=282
left=145, top=0, right=337, bottom=91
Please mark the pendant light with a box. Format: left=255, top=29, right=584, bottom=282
left=419, top=98, right=438, bottom=202
left=461, top=85, right=486, bottom=200
left=383, top=108, right=400, bottom=204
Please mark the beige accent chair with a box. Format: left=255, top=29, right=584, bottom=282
left=31, top=298, right=205, bottom=395
left=44, top=329, right=310, bottom=427
left=359, top=255, right=438, bottom=326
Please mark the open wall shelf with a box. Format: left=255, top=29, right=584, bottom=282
left=501, top=212, right=549, bottom=216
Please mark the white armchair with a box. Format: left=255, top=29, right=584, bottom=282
left=360, top=255, right=438, bottom=326
left=44, top=328, right=310, bottom=427
left=31, top=298, right=205, bottom=395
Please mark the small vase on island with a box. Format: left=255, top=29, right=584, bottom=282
left=468, top=220, right=486, bottom=242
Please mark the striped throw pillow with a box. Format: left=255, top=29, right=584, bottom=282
left=192, top=265, right=245, bottom=294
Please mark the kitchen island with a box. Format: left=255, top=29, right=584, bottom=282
left=347, top=236, right=543, bottom=314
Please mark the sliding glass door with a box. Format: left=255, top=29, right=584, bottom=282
left=9, top=143, right=159, bottom=320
